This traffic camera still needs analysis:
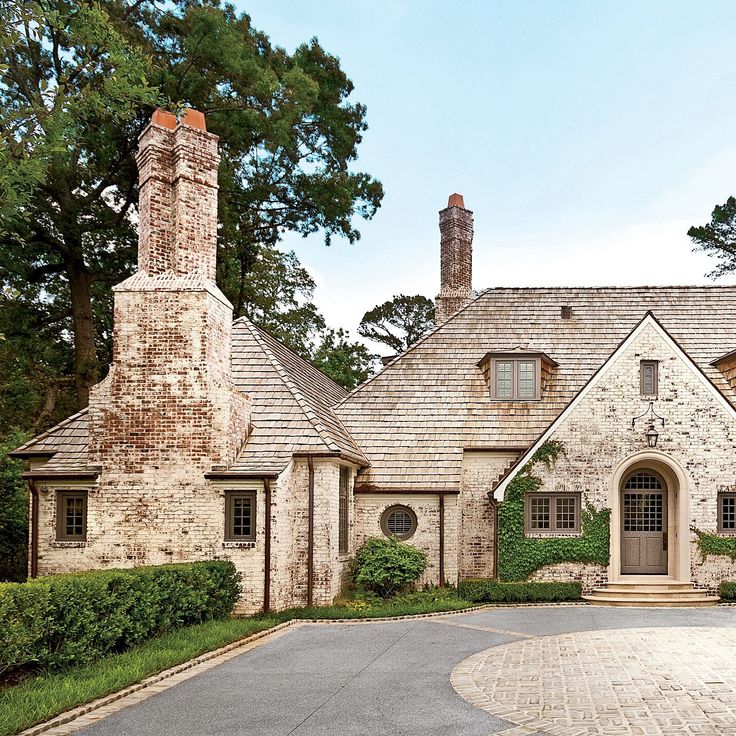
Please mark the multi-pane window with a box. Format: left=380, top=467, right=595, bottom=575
left=339, top=467, right=350, bottom=553
left=640, top=360, right=658, bottom=397
left=56, top=491, right=87, bottom=541
left=530, top=496, right=550, bottom=529
left=380, top=505, right=417, bottom=540
left=225, top=491, right=256, bottom=542
left=518, top=361, right=536, bottom=399
left=496, top=361, right=513, bottom=398
left=525, top=494, right=580, bottom=534
left=492, top=359, right=539, bottom=400
left=623, top=472, right=664, bottom=532
left=719, top=494, right=736, bottom=533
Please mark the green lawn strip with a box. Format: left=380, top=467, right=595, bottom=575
left=0, top=616, right=280, bottom=736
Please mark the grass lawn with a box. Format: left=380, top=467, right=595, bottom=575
left=0, top=590, right=477, bottom=736
left=0, top=616, right=281, bottom=736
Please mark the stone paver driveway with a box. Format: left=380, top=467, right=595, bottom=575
left=76, top=606, right=736, bottom=736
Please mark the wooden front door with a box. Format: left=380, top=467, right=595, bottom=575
left=621, top=471, right=667, bottom=575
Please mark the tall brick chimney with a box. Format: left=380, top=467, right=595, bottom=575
left=89, top=108, right=249, bottom=477
left=435, top=193, right=473, bottom=323
left=136, top=108, right=218, bottom=279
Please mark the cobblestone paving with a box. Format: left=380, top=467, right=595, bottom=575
left=452, top=626, right=736, bottom=736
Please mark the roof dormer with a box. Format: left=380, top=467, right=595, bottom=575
left=477, top=347, right=558, bottom=401
left=710, top=348, right=736, bottom=394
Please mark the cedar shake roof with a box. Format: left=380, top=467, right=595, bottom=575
left=10, top=409, right=97, bottom=478
left=12, top=317, right=366, bottom=476
left=334, top=286, right=736, bottom=491
left=228, top=318, right=367, bottom=473
left=13, top=286, right=736, bottom=484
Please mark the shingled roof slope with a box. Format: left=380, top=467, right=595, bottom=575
left=9, top=409, right=95, bottom=476
left=227, top=318, right=367, bottom=473
left=334, top=286, right=736, bottom=491
left=13, top=318, right=366, bottom=477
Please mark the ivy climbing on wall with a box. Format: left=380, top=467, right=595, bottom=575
left=694, top=529, right=736, bottom=561
left=497, top=441, right=611, bottom=581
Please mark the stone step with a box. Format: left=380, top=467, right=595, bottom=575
left=597, top=585, right=700, bottom=595
left=583, top=593, right=719, bottom=607
left=604, top=581, right=694, bottom=592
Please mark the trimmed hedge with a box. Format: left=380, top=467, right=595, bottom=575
left=458, top=579, right=582, bottom=603
left=0, top=561, right=239, bottom=677
left=719, top=581, right=736, bottom=601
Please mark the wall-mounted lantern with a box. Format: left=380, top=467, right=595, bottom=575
left=632, top=402, right=665, bottom=448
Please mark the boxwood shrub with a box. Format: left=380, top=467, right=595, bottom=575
left=0, top=561, right=239, bottom=677
left=350, top=537, right=427, bottom=598
left=458, top=579, right=582, bottom=603
left=719, top=581, right=736, bottom=601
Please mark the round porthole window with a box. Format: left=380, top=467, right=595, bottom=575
left=380, top=505, right=417, bottom=540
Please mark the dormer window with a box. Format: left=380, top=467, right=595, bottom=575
left=478, top=349, right=558, bottom=401
left=494, top=358, right=538, bottom=400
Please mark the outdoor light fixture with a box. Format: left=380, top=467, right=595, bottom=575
left=632, top=402, right=665, bottom=448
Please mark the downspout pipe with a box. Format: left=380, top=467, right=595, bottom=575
left=28, top=480, right=39, bottom=579
left=307, top=457, right=315, bottom=607
left=263, top=478, right=272, bottom=613
left=438, top=493, right=445, bottom=587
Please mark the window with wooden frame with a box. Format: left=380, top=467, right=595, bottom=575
left=524, top=493, right=581, bottom=534
left=338, top=467, right=350, bottom=553
left=56, top=490, right=87, bottom=541
left=492, top=358, right=540, bottom=400
left=225, top=490, right=256, bottom=542
left=640, top=360, right=658, bottom=397
left=718, top=493, right=736, bottom=534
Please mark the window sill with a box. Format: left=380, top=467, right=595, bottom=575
left=525, top=532, right=581, bottom=539
left=489, top=397, right=542, bottom=403
left=222, top=541, right=256, bottom=549
left=51, top=541, right=89, bottom=548
left=715, top=531, right=736, bottom=537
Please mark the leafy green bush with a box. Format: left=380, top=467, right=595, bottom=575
left=458, top=579, right=582, bottom=603
left=350, top=537, right=427, bottom=598
left=0, top=561, right=240, bottom=677
left=719, top=581, right=736, bottom=600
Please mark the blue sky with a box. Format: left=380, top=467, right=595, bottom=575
left=237, top=0, right=736, bottom=352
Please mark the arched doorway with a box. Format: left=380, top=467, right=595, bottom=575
left=609, top=451, right=690, bottom=582
left=621, top=470, right=667, bottom=574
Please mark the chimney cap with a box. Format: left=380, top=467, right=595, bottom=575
left=181, top=108, right=207, bottom=131
left=447, top=193, right=465, bottom=208
left=151, top=108, right=177, bottom=130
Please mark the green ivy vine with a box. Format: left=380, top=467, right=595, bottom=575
left=694, top=529, right=736, bottom=561
left=497, top=441, right=611, bottom=581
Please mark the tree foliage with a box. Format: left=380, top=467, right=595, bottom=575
left=688, top=196, right=736, bottom=278
left=0, top=0, right=383, bottom=421
left=312, top=328, right=377, bottom=390
left=358, top=294, right=435, bottom=354
left=0, top=430, right=30, bottom=582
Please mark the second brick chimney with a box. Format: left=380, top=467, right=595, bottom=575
left=436, top=193, right=473, bottom=323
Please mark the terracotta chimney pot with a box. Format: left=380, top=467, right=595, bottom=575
left=181, top=108, right=207, bottom=131
left=151, top=108, right=177, bottom=130
left=447, top=193, right=465, bottom=208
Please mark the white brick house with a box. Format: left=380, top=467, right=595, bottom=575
left=12, top=109, right=736, bottom=608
